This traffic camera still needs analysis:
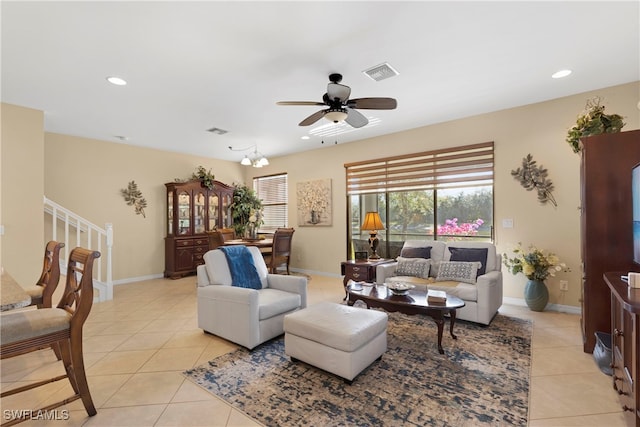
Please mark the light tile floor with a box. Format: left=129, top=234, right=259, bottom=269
left=0, top=275, right=628, bottom=426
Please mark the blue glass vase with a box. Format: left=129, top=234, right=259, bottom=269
left=524, top=279, right=549, bottom=312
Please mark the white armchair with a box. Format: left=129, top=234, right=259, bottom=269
left=197, top=246, right=307, bottom=349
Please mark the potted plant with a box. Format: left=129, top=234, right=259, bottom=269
left=231, top=183, right=263, bottom=238
left=566, top=97, right=625, bottom=154
left=503, top=243, right=567, bottom=311
left=191, top=166, right=216, bottom=190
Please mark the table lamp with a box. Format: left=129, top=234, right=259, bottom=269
left=361, top=212, right=385, bottom=259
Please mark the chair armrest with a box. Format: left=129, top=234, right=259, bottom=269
left=267, top=274, right=308, bottom=308
left=475, top=270, right=503, bottom=310
left=196, top=264, right=210, bottom=287
left=375, top=262, right=398, bottom=284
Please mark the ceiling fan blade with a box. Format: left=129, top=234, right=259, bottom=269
left=345, top=108, right=368, bottom=128
left=327, top=83, right=351, bottom=103
left=277, top=101, right=325, bottom=106
left=299, top=110, right=326, bottom=126
left=347, top=97, right=397, bottom=110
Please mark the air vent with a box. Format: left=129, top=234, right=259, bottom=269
left=207, top=127, right=229, bottom=135
left=363, top=62, right=399, bottom=82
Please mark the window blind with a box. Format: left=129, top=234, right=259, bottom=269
left=253, top=173, right=288, bottom=231
left=344, top=141, right=494, bottom=195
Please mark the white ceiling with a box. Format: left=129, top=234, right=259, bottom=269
left=2, top=1, right=638, bottom=163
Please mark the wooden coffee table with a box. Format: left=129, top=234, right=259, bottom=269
left=346, top=282, right=465, bottom=354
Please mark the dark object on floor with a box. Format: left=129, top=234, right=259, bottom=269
left=593, top=331, right=613, bottom=375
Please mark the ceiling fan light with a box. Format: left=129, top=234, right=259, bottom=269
left=240, top=156, right=252, bottom=166
left=324, top=109, right=348, bottom=123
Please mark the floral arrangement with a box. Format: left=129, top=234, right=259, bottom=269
left=566, top=97, right=624, bottom=154
left=503, top=243, right=567, bottom=281
left=437, top=218, right=483, bottom=236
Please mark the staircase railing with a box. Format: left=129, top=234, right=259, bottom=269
left=43, top=196, right=113, bottom=301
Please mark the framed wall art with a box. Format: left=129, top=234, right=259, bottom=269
left=296, top=179, right=332, bottom=226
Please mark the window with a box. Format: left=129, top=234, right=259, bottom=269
left=253, top=173, right=288, bottom=232
left=345, top=142, right=494, bottom=259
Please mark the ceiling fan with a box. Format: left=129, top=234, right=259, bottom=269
left=276, top=73, right=397, bottom=128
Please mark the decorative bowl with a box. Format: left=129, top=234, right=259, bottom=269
left=387, top=282, right=415, bottom=295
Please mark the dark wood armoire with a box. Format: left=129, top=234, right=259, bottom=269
left=581, top=129, right=640, bottom=353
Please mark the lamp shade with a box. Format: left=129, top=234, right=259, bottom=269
left=361, top=212, right=384, bottom=231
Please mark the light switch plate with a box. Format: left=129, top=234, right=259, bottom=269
left=502, top=219, right=514, bottom=228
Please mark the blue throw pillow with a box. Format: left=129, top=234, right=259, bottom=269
left=219, top=246, right=262, bottom=290
left=448, top=247, right=488, bottom=276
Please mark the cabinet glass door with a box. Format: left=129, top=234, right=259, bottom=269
left=178, top=191, right=191, bottom=235
left=167, top=192, right=174, bottom=235
left=194, top=191, right=205, bottom=234
left=223, top=194, right=233, bottom=227
left=208, top=194, right=219, bottom=230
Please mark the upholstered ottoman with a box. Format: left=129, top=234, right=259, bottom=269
left=283, top=301, right=388, bottom=383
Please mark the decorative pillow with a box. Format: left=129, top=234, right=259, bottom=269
left=395, top=257, right=430, bottom=279
left=400, top=246, right=432, bottom=259
left=448, top=247, right=488, bottom=276
left=436, top=261, right=481, bottom=284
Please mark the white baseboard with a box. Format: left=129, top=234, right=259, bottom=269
left=502, top=296, right=581, bottom=315
left=112, top=273, right=165, bottom=286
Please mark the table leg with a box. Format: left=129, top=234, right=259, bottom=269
left=435, top=318, right=445, bottom=354
left=449, top=309, right=458, bottom=340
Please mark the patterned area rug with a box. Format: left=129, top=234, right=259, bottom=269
left=184, top=312, right=531, bottom=426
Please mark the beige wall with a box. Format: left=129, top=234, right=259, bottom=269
left=1, top=104, right=45, bottom=285
left=2, top=80, right=639, bottom=309
left=43, top=133, right=245, bottom=280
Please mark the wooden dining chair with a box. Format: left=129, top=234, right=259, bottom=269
left=206, top=230, right=225, bottom=250
left=0, top=247, right=101, bottom=425
left=264, top=227, right=295, bottom=274
left=219, top=227, right=236, bottom=241
left=23, top=241, right=65, bottom=309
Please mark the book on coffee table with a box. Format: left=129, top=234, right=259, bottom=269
left=427, top=290, right=447, bottom=304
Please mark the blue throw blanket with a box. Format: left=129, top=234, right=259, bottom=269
left=219, top=246, right=262, bottom=290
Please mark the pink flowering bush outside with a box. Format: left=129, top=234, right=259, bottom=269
left=437, top=218, right=484, bottom=236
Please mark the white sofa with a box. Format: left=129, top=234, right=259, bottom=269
left=196, top=246, right=307, bottom=349
left=376, top=240, right=503, bottom=325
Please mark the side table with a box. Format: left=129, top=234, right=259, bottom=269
left=340, top=259, right=393, bottom=299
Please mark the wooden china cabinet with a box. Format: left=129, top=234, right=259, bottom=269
left=164, top=180, right=234, bottom=278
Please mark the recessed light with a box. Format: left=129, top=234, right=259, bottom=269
left=301, top=136, right=310, bottom=140
left=106, top=76, right=127, bottom=86
left=551, top=69, right=572, bottom=79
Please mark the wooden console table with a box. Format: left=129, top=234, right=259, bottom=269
left=604, top=271, right=640, bottom=426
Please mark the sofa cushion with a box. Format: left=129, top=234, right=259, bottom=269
left=258, top=289, right=301, bottom=320
left=447, top=247, right=488, bottom=276
left=401, top=240, right=446, bottom=276
left=400, top=246, right=431, bottom=259
left=395, top=257, right=430, bottom=279
left=436, top=261, right=481, bottom=284
left=429, top=281, right=478, bottom=302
